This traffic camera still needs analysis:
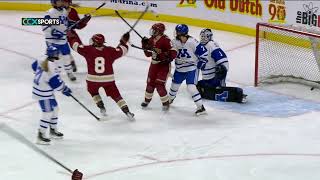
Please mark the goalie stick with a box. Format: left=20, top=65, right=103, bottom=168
left=115, top=3, right=149, bottom=39
left=0, top=123, right=73, bottom=173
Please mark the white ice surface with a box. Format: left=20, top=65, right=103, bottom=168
left=1, top=11, right=320, bottom=180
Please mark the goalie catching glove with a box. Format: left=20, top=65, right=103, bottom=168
left=215, top=65, right=227, bottom=80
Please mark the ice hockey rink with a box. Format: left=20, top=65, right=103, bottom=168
left=1, top=10, right=320, bottom=180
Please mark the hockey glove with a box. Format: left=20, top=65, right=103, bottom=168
left=82, top=14, right=91, bottom=24
left=72, top=169, right=83, bottom=180
left=68, top=21, right=76, bottom=30
left=51, top=29, right=64, bottom=39
left=62, top=86, right=72, bottom=96
left=120, top=32, right=130, bottom=44
left=215, top=65, right=227, bottom=80
left=141, top=37, right=151, bottom=49
left=197, top=59, right=207, bottom=70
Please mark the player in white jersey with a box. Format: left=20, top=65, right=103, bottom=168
left=32, top=46, right=72, bottom=145
left=43, top=0, right=76, bottom=81
left=196, top=29, right=247, bottom=103
left=169, top=24, right=208, bottom=115
left=197, top=29, right=229, bottom=87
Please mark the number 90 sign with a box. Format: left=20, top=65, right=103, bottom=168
left=269, top=3, right=286, bottom=22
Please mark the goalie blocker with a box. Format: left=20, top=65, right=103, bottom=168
left=196, top=84, right=246, bottom=103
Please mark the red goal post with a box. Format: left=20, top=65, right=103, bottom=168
left=255, top=23, right=320, bottom=88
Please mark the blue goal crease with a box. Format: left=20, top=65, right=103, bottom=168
left=205, top=87, right=320, bottom=118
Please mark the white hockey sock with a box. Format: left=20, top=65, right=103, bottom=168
left=39, top=112, right=52, bottom=134
left=50, top=117, right=58, bottom=130
left=169, top=83, right=181, bottom=101
left=50, top=107, right=59, bottom=130
left=187, top=85, right=203, bottom=108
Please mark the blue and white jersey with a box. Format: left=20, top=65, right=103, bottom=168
left=172, top=37, right=208, bottom=72
left=201, top=40, right=229, bottom=80
left=32, top=59, right=65, bottom=100
left=43, top=8, right=68, bottom=45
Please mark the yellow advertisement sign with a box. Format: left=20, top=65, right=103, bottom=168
left=177, top=0, right=263, bottom=17
left=268, top=0, right=286, bottom=23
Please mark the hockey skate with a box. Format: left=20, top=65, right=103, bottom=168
left=162, top=105, right=170, bottom=111
left=50, top=128, right=64, bottom=139
left=162, top=101, right=170, bottom=111
left=195, top=105, right=207, bottom=116
left=37, top=131, right=51, bottom=145
left=141, top=101, right=149, bottom=108
left=126, top=111, right=135, bottom=121
left=67, top=72, right=76, bottom=81
left=100, top=107, right=107, bottom=116
left=241, top=94, right=248, bottom=103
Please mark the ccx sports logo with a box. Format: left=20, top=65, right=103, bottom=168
left=22, top=18, right=60, bottom=26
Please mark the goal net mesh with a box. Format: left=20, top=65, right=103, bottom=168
left=255, top=23, right=320, bottom=88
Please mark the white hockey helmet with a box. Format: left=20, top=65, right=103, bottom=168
left=200, top=28, right=213, bottom=44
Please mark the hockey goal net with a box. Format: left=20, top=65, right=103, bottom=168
left=255, top=23, right=320, bottom=88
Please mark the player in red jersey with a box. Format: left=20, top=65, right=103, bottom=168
left=141, top=23, right=177, bottom=111
left=64, top=0, right=91, bottom=72
left=67, top=30, right=135, bottom=121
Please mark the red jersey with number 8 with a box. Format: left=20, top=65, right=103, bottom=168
left=68, top=35, right=128, bottom=83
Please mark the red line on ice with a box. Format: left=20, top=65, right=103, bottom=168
left=86, top=153, right=320, bottom=179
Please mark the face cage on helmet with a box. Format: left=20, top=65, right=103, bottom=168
left=149, top=28, right=155, bottom=36
left=200, top=32, right=212, bottom=44
left=90, top=37, right=104, bottom=47
left=150, top=28, right=162, bottom=37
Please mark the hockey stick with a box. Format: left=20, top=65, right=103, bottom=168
left=93, top=10, right=145, bottom=18
left=66, top=2, right=106, bottom=31
left=130, top=43, right=153, bottom=53
left=115, top=11, right=143, bottom=39
left=128, top=4, right=149, bottom=34
left=70, top=94, right=100, bottom=121
left=43, top=2, right=106, bottom=32
left=115, top=4, right=149, bottom=39
left=0, top=123, right=73, bottom=173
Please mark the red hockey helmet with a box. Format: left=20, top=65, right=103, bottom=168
left=149, top=23, right=165, bottom=37
left=91, top=34, right=105, bottom=46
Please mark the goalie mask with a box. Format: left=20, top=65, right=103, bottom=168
left=200, top=28, right=213, bottom=44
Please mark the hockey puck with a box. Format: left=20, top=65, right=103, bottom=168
left=311, top=87, right=315, bottom=91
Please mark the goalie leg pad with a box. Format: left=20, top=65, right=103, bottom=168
left=197, top=84, right=244, bottom=103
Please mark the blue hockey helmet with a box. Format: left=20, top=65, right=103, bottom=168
left=199, top=28, right=213, bottom=44
left=46, top=46, right=59, bottom=60
left=51, top=0, right=63, bottom=4
left=175, top=24, right=189, bottom=36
